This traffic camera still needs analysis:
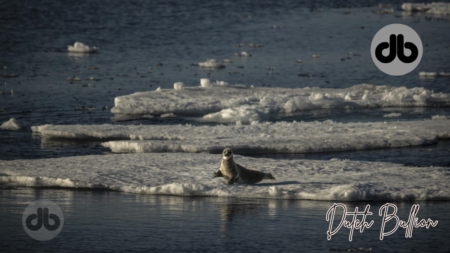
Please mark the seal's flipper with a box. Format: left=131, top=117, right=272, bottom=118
left=264, top=173, right=275, bottom=180
left=213, top=170, right=223, bottom=178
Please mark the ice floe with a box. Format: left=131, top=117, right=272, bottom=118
left=0, top=118, right=24, bottom=130
left=198, top=59, right=225, bottom=69
left=1, top=153, right=449, bottom=201
left=402, top=2, right=450, bottom=15
left=32, top=119, right=450, bottom=154
left=110, top=84, right=450, bottom=119
left=67, top=42, right=99, bottom=53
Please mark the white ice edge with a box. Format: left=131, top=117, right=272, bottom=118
left=1, top=153, right=449, bottom=201
left=31, top=119, right=450, bottom=154
left=109, top=84, right=450, bottom=123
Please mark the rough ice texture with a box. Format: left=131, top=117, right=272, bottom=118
left=67, top=42, right=99, bottom=53
left=31, top=119, right=450, bottom=154
left=402, top=2, right=450, bottom=15
left=0, top=118, right=24, bottom=130
left=419, top=72, right=450, bottom=77
left=198, top=59, right=225, bottom=69
left=202, top=105, right=280, bottom=124
left=1, top=153, right=449, bottom=201
left=110, top=84, right=450, bottom=122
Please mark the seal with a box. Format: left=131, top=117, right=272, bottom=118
left=213, top=148, right=276, bottom=184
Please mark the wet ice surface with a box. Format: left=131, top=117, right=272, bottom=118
left=1, top=188, right=449, bottom=253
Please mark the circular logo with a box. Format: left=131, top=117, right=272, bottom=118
left=371, top=24, right=423, bottom=76
left=22, top=199, right=64, bottom=241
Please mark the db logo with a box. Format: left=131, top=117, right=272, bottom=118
left=371, top=24, right=423, bottom=76
left=22, top=199, right=64, bottom=241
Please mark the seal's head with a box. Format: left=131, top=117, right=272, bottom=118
left=222, top=148, right=233, bottom=160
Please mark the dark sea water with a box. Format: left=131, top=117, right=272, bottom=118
left=1, top=188, right=449, bottom=253
left=1, top=0, right=450, bottom=252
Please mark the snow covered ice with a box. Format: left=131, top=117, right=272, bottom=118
left=67, top=42, right=99, bottom=53
left=32, top=119, right=450, bottom=154
left=1, top=153, right=449, bottom=201
left=110, top=84, right=450, bottom=123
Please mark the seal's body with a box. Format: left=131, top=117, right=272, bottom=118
left=214, top=148, right=275, bottom=184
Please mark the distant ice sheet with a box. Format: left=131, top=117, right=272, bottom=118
left=110, top=84, right=450, bottom=122
left=0, top=118, right=24, bottom=130
left=32, top=119, right=450, bottom=154
left=419, top=71, right=450, bottom=77
left=1, top=153, right=449, bottom=201
left=402, top=2, right=450, bottom=15
left=67, top=42, right=99, bottom=53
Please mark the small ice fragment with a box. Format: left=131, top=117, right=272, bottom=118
left=0, top=118, right=24, bottom=130
left=198, top=59, right=225, bottom=69
left=296, top=59, right=303, bottom=63
left=174, top=82, right=184, bottom=90
left=200, top=78, right=211, bottom=88
left=67, top=42, right=99, bottom=53
left=235, top=52, right=251, bottom=57
left=311, top=54, right=320, bottom=58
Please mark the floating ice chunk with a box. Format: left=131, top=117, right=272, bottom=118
left=213, top=80, right=229, bottom=86
left=402, top=2, right=450, bottom=15
left=156, top=87, right=161, bottom=92
left=0, top=118, right=24, bottom=130
left=67, top=42, right=99, bottom=53
left=419, top=71, right=450, bottom=77
left=198, top=59, right=225, bottom=69
left=383, top=113, right=402, bottom=118
left=311, top=54, right=320, bottom=58
left=174, top=82, right=184, bottom=90
left=200, top=78, right=211, bottom=88
left=235, top=51, right=251, bottom=57
left=1, top=153, right=450, bottom=201
left=431, top=115, right=450, bottom=120
left=222, top=59, right=233, bottom=63
left=202, top=105, right=280, bottom=124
